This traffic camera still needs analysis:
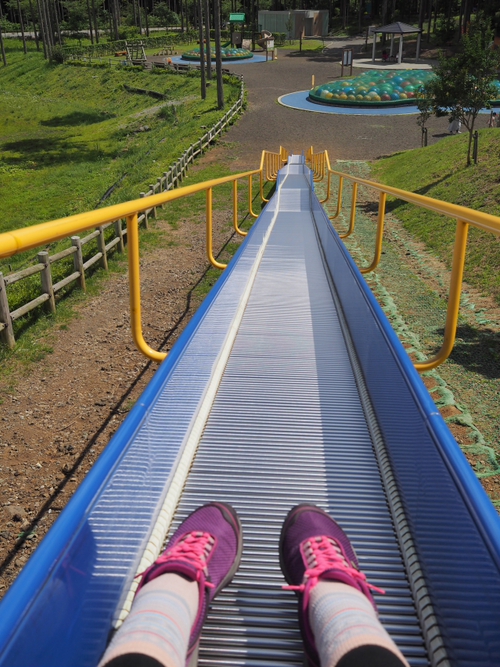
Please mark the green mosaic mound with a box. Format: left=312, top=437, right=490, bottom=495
left=310, top=69, right=500, bottom=107
left=310, top=70, right=435, bottom=106
left=182, top=47, right=253, bottom=61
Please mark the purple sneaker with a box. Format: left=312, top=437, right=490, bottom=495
left=279, top=504, right=385, bottom=667
left=136, top=502, right=243, bottom=666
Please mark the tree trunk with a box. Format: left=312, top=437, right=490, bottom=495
left=138, top=0, right=143, bottom=35
left=52, top=0, right=62, bottom=46
left=418, top=0, right=424, bottom=45
left=145, top=0, right=150, bottom=37
left=426, top=0, right=432, bottom=43
left=86, top=0, right=94, bottom=43
left=204, top=0, right=211, bottom=79
left=213, top=0, right=224, bottom=109
left=111, top=0, right=120, bottom=40
left=28, top=0, right=40, bottom=50
left=381, top=0, right=388, bottom=25
left=92, top=0, right=99, bottom=43
left=35, top=0, right=47, bottom=57
left=0, top=22, right=7, bottom=66
left=17, top=0, right=28, bottom=53
left=197, top=0, right=206, bottom=99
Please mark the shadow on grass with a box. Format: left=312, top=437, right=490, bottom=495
left=40, top=111, right=116, bottom=127
left=1, top=136, right=111, bottom=166
left=378, top=171, right=455, bottom=214
left=447, top=323, right=500, bottom=379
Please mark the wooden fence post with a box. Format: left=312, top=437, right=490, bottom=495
left=114, top=219, right=125, bottom=253
left=0, top=272, right=15, bottom=349
left=149, top=186, right=157, bottom=219
left=71, top=236, right=86, bottom=291
left=97, top=226, right=108, bottom=270
left=140, top=193, right=149, bottom=229
left=38, top=251, right=56, bottom=314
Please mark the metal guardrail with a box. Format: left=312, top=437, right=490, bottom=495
left=0, top=149, right=286, bottom=361
left=0, top=74, right=246, bottom=349
left=306, top=147, right=500, bottom=371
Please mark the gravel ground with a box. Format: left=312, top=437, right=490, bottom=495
left=0, top=45, right=496, bottom=599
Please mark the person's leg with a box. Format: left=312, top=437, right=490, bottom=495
left=279, top=504, right=409, bottom=667
left=99, top=502, right=243, bottom=667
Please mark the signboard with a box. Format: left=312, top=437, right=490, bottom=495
left=341, top=48, right=353, bottom=76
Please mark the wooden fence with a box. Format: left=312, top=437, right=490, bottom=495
left=0, top=75, right=245, bottom=349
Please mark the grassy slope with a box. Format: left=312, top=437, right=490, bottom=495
left=372, top=130, right=500, bottom=303
left=0, top=51, right=239, bottom=240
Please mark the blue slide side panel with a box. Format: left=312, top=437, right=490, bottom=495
left=312, top=196, right=500, bottom=666
left=0, top=204, right=275, bottom=666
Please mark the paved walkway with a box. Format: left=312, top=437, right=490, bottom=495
left=215, top=44, right=445, bottom=167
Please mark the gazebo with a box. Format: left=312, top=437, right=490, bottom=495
left=371, top=22, right=422, bottom=64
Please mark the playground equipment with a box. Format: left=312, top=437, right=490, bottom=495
left=310, top=69, right=500, bottom=107
left=310, top=69, right=434, bottom=106
left=125, top=40, right=147, bottom=65
left=182, top=46, right=253, bottom=61
left=0, top=148, right=499, bottom=666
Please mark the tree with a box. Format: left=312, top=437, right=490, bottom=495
left=425, top=28, right=500, bottom=165
left=416, top=85, right=433, bottom=146
left=153, top=2, right=179, bottom=30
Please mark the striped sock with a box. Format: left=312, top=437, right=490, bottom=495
left=308, top=581, right=409, bottom=667
left=98, top=574, right=199, bottom=667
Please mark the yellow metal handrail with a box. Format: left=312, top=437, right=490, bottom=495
left=0, top=152, right=282, bottom=361
left=310, top=148, right=500, bottom=371
left=259, top=147, right=288, bottom=202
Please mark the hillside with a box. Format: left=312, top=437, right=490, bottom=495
left=0, top=52, right=239, bottom=244
left=372, top=130, right=500, bottom=303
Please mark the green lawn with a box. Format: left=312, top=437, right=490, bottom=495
left=0, top=51, right=240, bottom=243
left=372, top=130, right=500, bottom=303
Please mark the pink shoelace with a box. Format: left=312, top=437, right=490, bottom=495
left=137, top=531, right=216, bottom=590
left=283, top=535, right=385, bottom=611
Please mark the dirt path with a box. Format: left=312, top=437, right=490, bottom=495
left=0, top=48, right=496, bottom=597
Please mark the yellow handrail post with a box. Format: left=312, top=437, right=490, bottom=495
left=127, top=213, right=167, bottom=362
left=206, top=188, right=227, bottom=269
left=415, top=219, right=470, bottom=371
left=233, top=180, right=247, bottom=236
left=340, top=182, right=358, bottom=239
left=360, top=191, right=386, bottom=274
left=329, top=175, right=344, bottom=221
left=319, top=168, right=332, bottom=204
left=249, top=174, right=259, bottom=218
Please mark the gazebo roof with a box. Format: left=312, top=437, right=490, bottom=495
left=373, top=21, right=421, bottom=35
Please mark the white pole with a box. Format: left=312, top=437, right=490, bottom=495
left=390, top=33, right=394, bottom=57
left=398, top=34, right=403, bottom=63
left=372, top=32, right=376, bottom=62
left=416, top=31, right=421, bottom=61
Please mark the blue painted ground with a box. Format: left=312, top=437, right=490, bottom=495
left=279, top=90, right=500, bottom=117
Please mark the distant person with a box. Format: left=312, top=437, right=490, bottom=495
left=382, top=49, right=389, bottom=62
left=488, top=112, right=499, bottom=127
left=448, top=117, right=461, bottom=134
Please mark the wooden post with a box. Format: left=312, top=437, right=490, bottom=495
left=158, top=177, right=164, bottom=208
left=71, top=236, right=86, bottom=291
left=97, top=226, right=108, bottom=270
left=0, top=272, right=15, bottom=348
left=114, top=219, right=125, bottom=253
left=140, top=192, right=149, bottom=229
left=149, top=186, right=157, bottom=219
left=38, top=251, right=56, bottom=314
